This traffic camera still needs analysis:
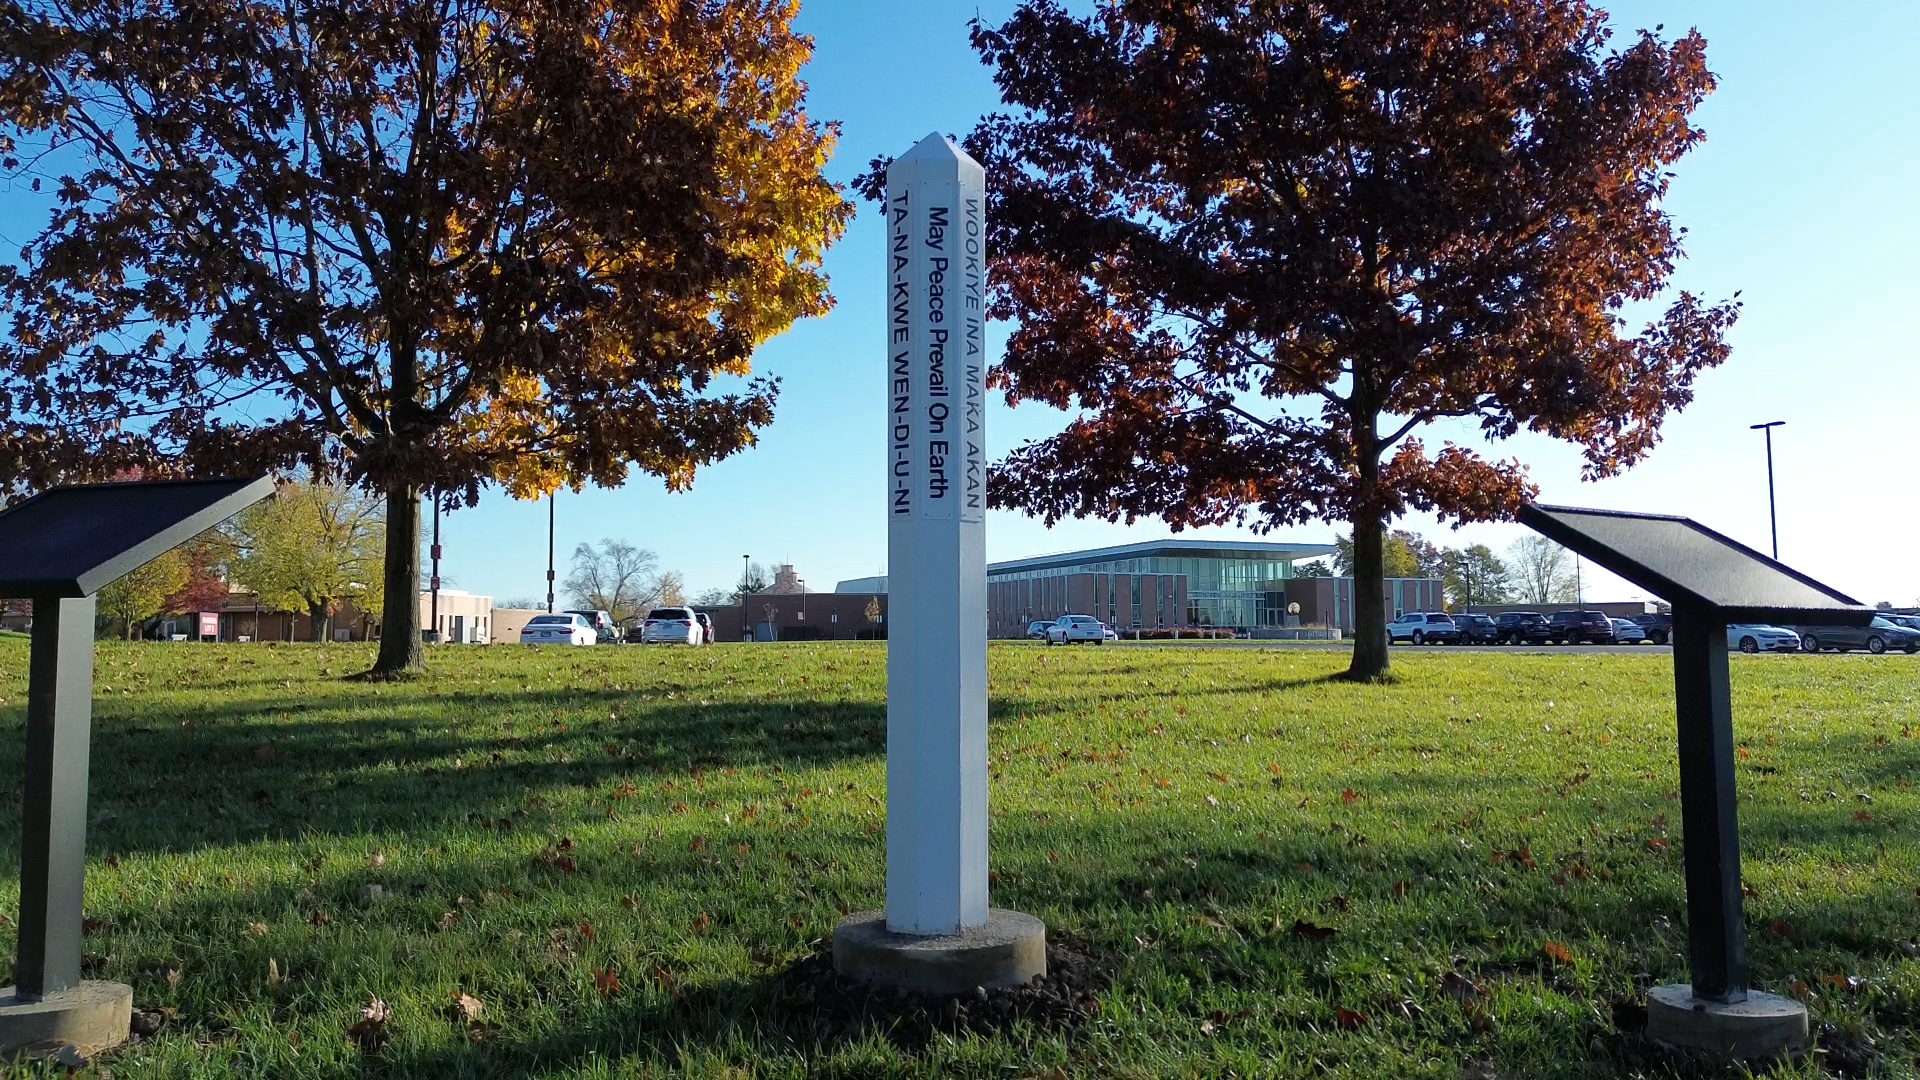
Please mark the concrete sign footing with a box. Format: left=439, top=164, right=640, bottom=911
left=833, top=909, right=1045, bottom=996
left=0, top=981, right=132, bottom=1060
left=1645, top=984, right=1808, bottom=1059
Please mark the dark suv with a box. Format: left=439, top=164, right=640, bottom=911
left=1545, top=610, right=1616, bottom=645
left=1452, top=613, right=1501, bottom=644
left=1494, top=611, right=1552, bottom=644
left=1631, top=611, right=1674, bottom=645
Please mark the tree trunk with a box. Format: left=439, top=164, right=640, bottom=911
left=369, top=484, right=423, bottom=675
left=1347, top=511, right=1391, bottom=680
left=309, top=600, right=331, bottom=643
left=1346, top=405, right=1392, bottom=681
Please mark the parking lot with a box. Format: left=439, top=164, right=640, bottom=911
left=1106, top=639, right=1920, bottom=657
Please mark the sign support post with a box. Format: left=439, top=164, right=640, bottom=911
left=832, top=133, right=1044, bottom=994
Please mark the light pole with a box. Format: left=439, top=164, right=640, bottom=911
left=429, top=491, right=442, bottom=642
left=545, top=494, right=556, bottom=613
left=1750, top=421, right=1785, bottom=560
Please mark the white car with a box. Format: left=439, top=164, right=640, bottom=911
left=641, top=607, right=705, bottom=645
left=1386, top=611, right=1459, bottom=645
left=520, top=612, right=596, bottom=646
left=1728, top=624, right=1800, bottom=654
left=1046, top=614, right=1107, bottom=645
left=1610, top=618, right=1650, bottom=644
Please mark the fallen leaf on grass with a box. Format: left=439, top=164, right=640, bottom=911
left=1390, top=880, right=1411, bottom=900
left=534, top=845, right=577, bottom=874
left=691, top=912, right=711, bottom=933
left=1820, top=974, right=1866, bottom=994
left=593, top=968, right=622, bottom=996
left=1340, top=789, right=1359, bottom=804
left=439, top=910, right=461, bottom=930
left=1541, top=941, right=1574, bottom=965
left=1440, top=970, right=1481, bottom=1008
left=266, top=958, right=280, bottom=987
left=1743, top=882, right=1760, bottom=899
left=244, top=922, right=269, bottom=938
left=1335, top=1006, right=1367, bottom=1029
left=1291, top=919, right=1337, bottom=941
left=1198, top=1018, right=1217, bottom=1036
left=1645, top=837, right=1669, bottom=853
left=366, top=850, right=387, bottom=869
left=347, top=996, right=391, bottom=1052
left=1854, top=811, right=1873, bottom=823
left=452, top=991, right=483, bottom=1023
left=1769, top=918, right=1792, bottom=940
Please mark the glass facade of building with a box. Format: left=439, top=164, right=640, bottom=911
left=987, top=554, right=1298, bottom=628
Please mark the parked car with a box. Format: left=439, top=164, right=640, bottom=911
left=520, top=612, right=596, bottom=646
left=1046, top=614, right=1107, bottom=645
left=1102, top=624, right=1120, bottom=641
left=1544, top=610, right=1616, bottom=644
left=694, top=611, right=715, bottom=644
left=640, top=607, right=705, bottom=645
left=1610, top=618, right=1650, bottom=644
left=1493, top=611, right=1552, bottom=645
left=1386, top=612, right=1459, bottom=645
left=1631, top=611, right=1674, bottom=645
left=564, top=608, right=617, bottom=644
left=1728, top=624, right=1801, bottom=653
left=1025, top=620, right=1055, bottom=641
left=1452, top=613, right=1501, bottom=644
left=1876, top=613, right=1920, bottom=633
left=1797, top=616, right=1920, bottom=655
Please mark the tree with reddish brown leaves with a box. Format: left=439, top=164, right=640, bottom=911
left=961, top=0, right=1739, bottom=679
left=163, top=534, right=234, bottom=622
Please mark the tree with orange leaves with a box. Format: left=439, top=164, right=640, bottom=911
left=945, top=0, right=1739, bottom=679
left=0, top=0, right=850, bottom=674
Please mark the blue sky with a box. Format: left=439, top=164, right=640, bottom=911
left=11, top=1, right=1914, bottom=607
left=432, top=0, right=1920, bottom=607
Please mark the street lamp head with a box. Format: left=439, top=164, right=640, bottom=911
left=1749, top=420, right=1785, bottom=430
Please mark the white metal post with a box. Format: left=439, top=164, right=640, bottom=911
left=884, top=133, right=989, bottom=935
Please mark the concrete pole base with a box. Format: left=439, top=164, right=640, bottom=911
left=0, top=981, right=133, bottom=1060
left=1645, top=984, right=1808, bottom=1059
left=832, top=909, right=1046, bottom=996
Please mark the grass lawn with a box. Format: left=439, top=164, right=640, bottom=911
left=0, top=637, right=1915, bottom=1078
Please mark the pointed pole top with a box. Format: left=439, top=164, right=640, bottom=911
left=894, top=131, right=982, bottom=171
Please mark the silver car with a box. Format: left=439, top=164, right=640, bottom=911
left=1727, top=624, right=1800, bottom=654
left=1045, top=614, right=1107, bottom=645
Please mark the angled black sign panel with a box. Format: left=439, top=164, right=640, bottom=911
left=1517, top=504, right=1870, bottom=626
left=0, top=477, right=276, bottom=598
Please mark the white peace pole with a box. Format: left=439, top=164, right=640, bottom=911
left=883, top=133, right=989, bottom=935
left=833, top=133, right=1043, bottom=994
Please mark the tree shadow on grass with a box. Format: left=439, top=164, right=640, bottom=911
left=0, top=683, right=1137, bottom=859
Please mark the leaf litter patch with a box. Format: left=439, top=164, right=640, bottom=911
left=773, top=932, right=1116, bottom=1050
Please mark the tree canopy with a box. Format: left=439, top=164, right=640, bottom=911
left=227, top=480, right=384, bottom=641
left=961, top=0, right=1737, bottom=678
left=564, top=538, right=678, bottom=625
left=96, top=549, right=189, bottom=639
left=0, top=0, right=849, bottom=674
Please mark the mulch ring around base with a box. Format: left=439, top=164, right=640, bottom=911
left=772, top=932, right=1117, bottom=1049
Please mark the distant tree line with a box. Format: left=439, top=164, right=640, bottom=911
left=1294, top=532, right=1581, bottom=609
